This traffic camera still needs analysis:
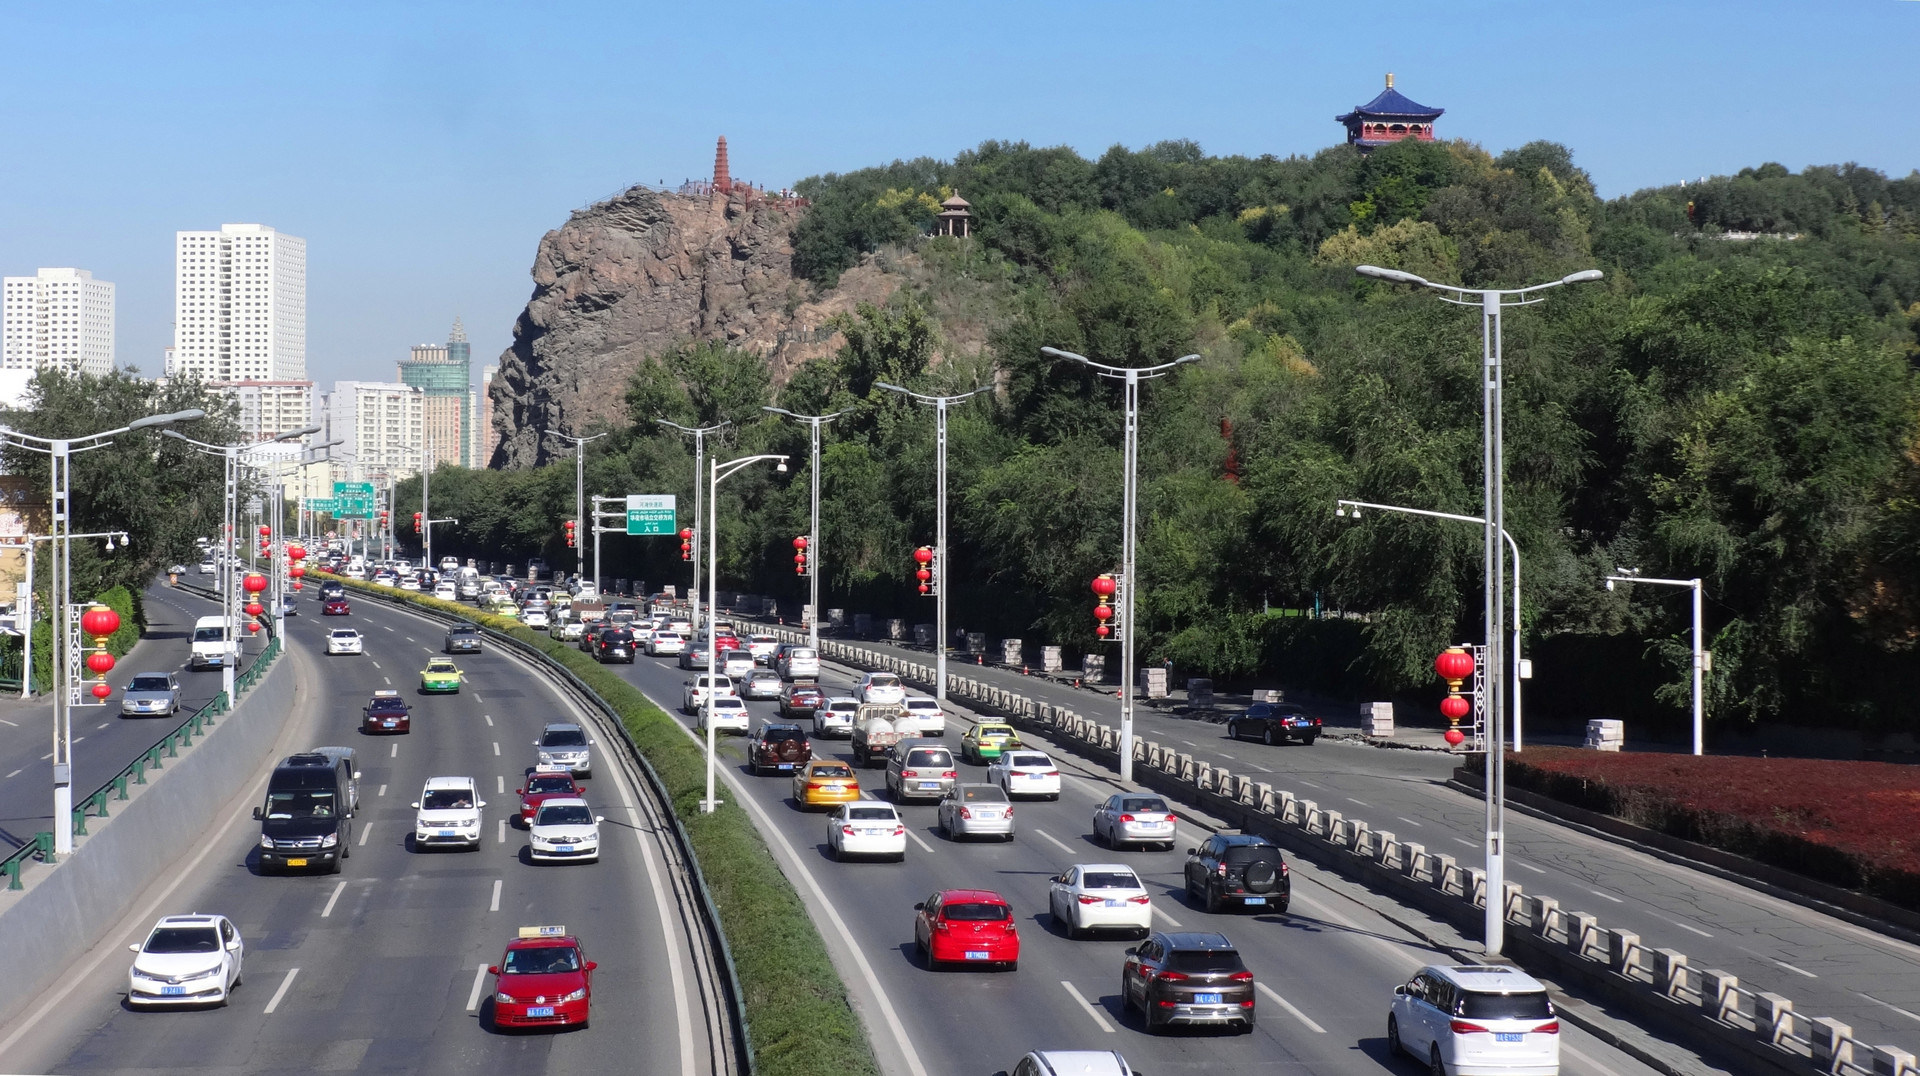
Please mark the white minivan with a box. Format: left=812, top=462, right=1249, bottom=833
left=189, top=615, right=240, bottom=670
left=1389, top=964, right=1559, bottom=1076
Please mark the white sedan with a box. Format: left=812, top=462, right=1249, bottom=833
left=697, top=696, right=751, bottom=735
left=857, top=672, right=906, bottom=707
left=1047, top=864, right=1153, bottom=939
left=827, top=802, right=907, bottom=861
left=647, top=630, right=685, bottom=656
left=987, top=749, right=1061, bottom=800
left=528, top=797, right=604, bottom=863
left=522, top=608, right=551, bottom=629
left=127, top=914, right=244, bottom=1007
left=900, top=696, right=946, bottom=736
left=326, top=629, right=364, bottom=655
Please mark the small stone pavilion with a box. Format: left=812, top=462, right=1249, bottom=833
left=936, top=192, right=971, bottom=238
left=1335, top=73, right=1444, bottom=153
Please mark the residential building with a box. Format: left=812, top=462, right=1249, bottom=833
left=172, top=223, right=306, bottom=382
left=221, top=380, right=315, bottom=443
left=396, top=318, right=471, bottom=468
left=2, top=268, right=115, bottom=375
left=327, top=381, right=423, bottom=480
left=479, top=363, right=498, bottom=466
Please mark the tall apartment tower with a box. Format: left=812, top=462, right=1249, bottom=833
left=1, top=268, right=116, bottom=375
left=396, top=318, right=472, bottom=469
left=479, top=363, right=498, bottom=467
left=329, top=380, right=424, bottom=479
left=173, top=223, right=310, bottom=441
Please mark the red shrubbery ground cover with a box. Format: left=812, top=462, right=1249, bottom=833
left=1503, top=747, right=1920, bottom=910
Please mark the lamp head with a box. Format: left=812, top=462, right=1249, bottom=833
left=128, top=408, right=207, bottom=432
left=775, top=458, right=789, bottom=473
left=1605, top=579, right=1614, bottom=592
left=1562, top=269, right=1605, bottom=285
left=1355, top=265, right=1429, bottom=286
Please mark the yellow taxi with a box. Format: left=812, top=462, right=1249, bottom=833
left=419, top=658, right=464, bottom=693
left=961, top=722, right=1022, bottom=764
left=792, top=760, right=860, bottom=809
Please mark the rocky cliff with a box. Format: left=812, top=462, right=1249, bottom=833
left=487, top=185, right=895, bottom=468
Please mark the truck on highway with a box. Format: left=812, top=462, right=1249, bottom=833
left=851, top=703, right=909, bottom=766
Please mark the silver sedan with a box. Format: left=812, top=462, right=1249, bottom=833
left=937, top=783, right=1015, bottom=841
left=1092, top=793, right=1179, bottom=850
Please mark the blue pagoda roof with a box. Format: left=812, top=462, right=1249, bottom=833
left=1336, top=86, right=1444, bottom=123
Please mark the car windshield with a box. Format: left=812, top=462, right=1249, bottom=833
left=1083, top=871, right=1141, bottom=890
left=868, top=675, right=899, bottom=687
left=906, top=750, right=951, bottom=768
left=368, top=698, right=405, bottom=711
left=422, top=789, right=473, bottom=810
left=1120, top=797, right=1169, bottom=813
left=1224, top=845, right=1282, bottom=866
left=1458, top=990, right=1554, bottom=1020
left=536, top=805, right=594, bottom=826
left=656, top=633, right=680, bottom=641
left=331, top=631, right=357, bottom=639
left=602, top=632, right=631, bottom=643
left=761, top=727, right=806, bottom=742
left=128, top=676, right=172, bottom=692
left=846, top=807, right=895, bottom=821
left=1007, top=754, right=1050, bottom=768
left=1168, top=949, right=1244, bottom=973
left=541, top=729, right=587, bottom=747
left=725, top=650, right=751, bottom=661
left=145, top=927, right=221, bottom=953
left=265, top=790, right=335, bottom=819
left=527, top=776, right=573, bottom=793
left=191, top=627, right=225, bottom=642
left=942, top=902, right=1010, bottom=922
left=788, top=648, right=816, bottom=660
left=959, top=785, right=1008, bottom=802
left=828, top=702, right=857, bottom=713
left=502, top=946, right=581, bottom=974
left=811, top=764, right=854, bottom=779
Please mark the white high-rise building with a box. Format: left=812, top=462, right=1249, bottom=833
left=327, top=381, right=423, bottom=480
left=171, top=223, right=306, bottom=383
left=2, top=268, right=116, bottom=375
left=223, top=380, right=316, bottom=443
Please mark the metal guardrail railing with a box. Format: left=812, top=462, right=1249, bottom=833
left=1, top=635, right=282, bottom=892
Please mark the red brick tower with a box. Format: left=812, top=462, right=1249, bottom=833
left=711, top=136, right=732, bottom=194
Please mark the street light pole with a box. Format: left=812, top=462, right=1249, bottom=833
left=1605, top=570, right=1707, bottom=755
left=873, top=385, right=989, bottom=706
left=657, top=419, right=731, bottom=633
left=546, top=431, right=607, bottom=586
left=702, top=452, right=789, bottom=814
left=1335, top=499, right=1526, bottom=751
left=1355, top=264, right=1601, bottom=957
left=764, top=406, right=850, bottom=648
left=1037, top=348, right=1198, bottom=784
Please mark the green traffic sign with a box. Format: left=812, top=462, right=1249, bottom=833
left=306, top=498, right=337, bottom=514
left=333, top=481, right=375, bottom=519
left=626, top=494, right=677, bottom=535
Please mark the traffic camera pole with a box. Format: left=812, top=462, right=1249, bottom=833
left=656, top=419, right=730, bottom=631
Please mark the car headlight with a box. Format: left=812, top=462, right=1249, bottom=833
left=188, top=965, right=226, bottom=981
left=558, top=987, right=588, bottom=1002
left=319, top=833, right=338, bottom=848
left=495, top=990, right=516, bottom=1004
left=462, top=817, right=479, bottom=828
left=259, top=835, right=276, bottom=849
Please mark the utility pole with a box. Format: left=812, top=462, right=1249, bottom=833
left=545, top=431, right=606, bottom=585
left=764, top=406, right=850, bottom=648
left=657, top=419, right=730, bottom=631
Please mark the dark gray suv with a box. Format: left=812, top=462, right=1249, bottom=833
left=1120, top=931, right=1255, bottom=1033
left=445, top=623, right=483, bottom=653
left=1184, top=833, right=1290, bottom=913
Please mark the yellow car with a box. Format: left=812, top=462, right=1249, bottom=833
left=792, top=761, right=860, bottom=809
left=419, top=658, right=463, bottom=693
left=962, top=722, right=1022, bottom=764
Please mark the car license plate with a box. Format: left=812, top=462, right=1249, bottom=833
left=555, top=845, right=574, bottom=852
left=860, top=828, right=885, bottom=836
left=1496, top=1032, right=1524, bottom=1042
left=964, top=951, right=989, bottom=961
left=1104, top=899, right=1123, bottom=907
left=918, top=782, right=940, bottom=790
left=438, top=829, right=456, bottom=837
left=287, top=858, right=308, bottom=867
left=1243, top=896, right=1266, bottom=905
left=527, top=1005, right=555, bottom=1017
left=777, top=763, right=793, bottom=771
left=383, top=720, right=396, bottom=727
left=162, top=985, right=186, bottom=996
left=1196, top=992, right=1223, bottom=1004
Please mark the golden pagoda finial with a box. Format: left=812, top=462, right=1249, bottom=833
left=1386, top=72, right=1395, bottom=89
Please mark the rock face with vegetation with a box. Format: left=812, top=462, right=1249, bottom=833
left=433, top=137, right=1920, bottom=739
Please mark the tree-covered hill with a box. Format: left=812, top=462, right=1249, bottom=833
left=413, top=137, right=1920, bottom=738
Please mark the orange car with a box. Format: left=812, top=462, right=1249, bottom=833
left=792, top=761, right=860, bottom=809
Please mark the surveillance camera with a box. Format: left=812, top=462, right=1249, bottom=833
left=1605, top=579, right=1614, bottom=591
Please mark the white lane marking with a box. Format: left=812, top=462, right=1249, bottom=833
left=320, top=881, right=347, bottom=918
left=1858, top=992, right=1920, bottom=1026
left=383, top=625, right=395, bottom=632
left=389, top=744, right=398, bottom=758
left=0, top=719, right=16, bottom=727
left=471, top=692, right=483, bottom=702
left=485, top=714, right=494, bottom=726
left=1298, top=780, right=1323, bottom=789
left=1060, top=980, right=1115, bottom=1033
left=496, top=775, right=505, bottom=794
left=1178, top=740, right=1197, bottom=747
left=1561, top=1042, right=1625, bottom=1076
left=490, top=879, right=502, bottom=912
left=40, top=752, right=51, bottom=760
left=1346, top=797, right=1370, bottom=808
left=72, top=736, right=84, bottom=744
left=1739, top=948, right=1817, bottom=978
left=1218, top=752, right=1236, bottom=760
left=492, top=742, right=500, bottom=756
left=405, top=636, right=414, bottom=642
left=1452, top=837, right=1477, bottom=849
left=358, top=823, right=373, bottom=847
left=98, top=721, right=111, bottom=729
left=3, top=768, right=19, bottom=779
left=1653, top=914, right=1713, bottom=939
left=370, top=660, right=380, bottom=669
left=466, top=963, right=490, bottom=1012
left=1247, top=763, right=1273, bottom=773
left=1515, top=860, right=1547, bottom=875
left=613, top=796, right=697, bottom=1076
left=1151, top=904, right=1183, bottom=928
left=1256, top=982, right=1327, bottom=1033
left=497, top=819, right=506, bottom=844
left=263, top=968, right=300, bottom=1014
left=1396, top=816, right=1425, bottom=828
left=905, top=828, right=936, bottom=855
left=377, top=784, right=387, bottom=797
left=1035, top=828, right=1075, bottom=854
left=383, top=677, right=391, bottom=685
left=1588, top=887, right=1625, bottom=904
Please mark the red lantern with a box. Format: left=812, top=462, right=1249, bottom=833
left=290, top=565, right=305, bottom=578
left=1440, top=694, right=1471, bottom=721
left=258, top=525, right=270, bottom=537
left=1444, top=728, right=1466, bottom=746
left=1095, top=623, right=1111, bottom=637
left=1093, top=604, right=1113, bottom=621
left=292, top=581, right=303, bottom=591
left=1091, top=574, right=1117, bottom=598
left=793, top=536, right=808, bottom=550
left=289, top=544, right=307, bottom=560
left=916, top=568, right=931, bottom=582
left=679, top=527, right=693, bottom=540
left=243, top=573, right=268, bottom=594
left=245, top=601, right=265, bottom=617
left=913, top=546, right=933, bottom=565
left=1434, top=647, right=1474, bottom=689
left=918, top=584, right=929, bottom=594
left=91, top=682, right=113, bottom=700
left=246, top=620, right=261, bottom=633
left=80, top=606, right=121, bottom=638
left=87, top=650, right=116, bottom=674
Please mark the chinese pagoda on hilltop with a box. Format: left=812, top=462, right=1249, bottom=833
left=1336, top=73, right=1444, bottom=153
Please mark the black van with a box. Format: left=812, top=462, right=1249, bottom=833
left=253, top=752, right=354, bottom=873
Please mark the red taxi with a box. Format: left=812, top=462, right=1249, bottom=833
left=323, top=597, right=351, bottom=616
left=913, top=888, right=1020, bottom=971
left=517, top=771, right=583, bottom=825
left=488, top=926, right=595, bottom=1030
left=361, top=690, right=410, bottom=734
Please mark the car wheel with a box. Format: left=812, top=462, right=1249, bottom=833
left=830, top=843, right=842, bottom=862
left=1303, top=733, right=1319, bottom=746
left=1204, top=885, right=1221, bottom=914
left=329, top=855, right=343, bottom=875
left=1004, top=961, right=1017, bottom=972
left=1263, top=726, right=1277, bottom=746
left=1388, top=1015, right=1405, bottom=1057
left=1429, top=1045, right=1447, bottom=1076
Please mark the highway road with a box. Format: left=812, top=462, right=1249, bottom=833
left=6, top=588, right=724, bottom=1076
left=748, top=624, right=1920, bottom=1051
left=574, top=618, right=1686, bottom=1076
left=0, top=582, right=269, bottom=854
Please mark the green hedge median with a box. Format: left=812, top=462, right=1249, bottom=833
left=327, top=577, right=877, bottom=1076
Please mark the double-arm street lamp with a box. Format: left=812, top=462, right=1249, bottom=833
left=1037, top=348, right=1198, bottom=784
left=1, top=407, right=205, bottom=855
left=763, top=406, right=851, bottom=648
left=658, top=419, right=731, bottom=631
left=701, top=452, right=789, bottom=814
left=873, top=383, right=989, bottom=706
left=7, top=530, right=131, bottom=700
left=1605, top=569, right=1708, bottom=755
left=545, top=431, right=607, bottom=585
left=1355, top=264, right=1600, bottom=957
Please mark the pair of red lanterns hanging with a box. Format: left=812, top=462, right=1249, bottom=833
left=289, top=543, right=307, bottom=591
left=792, top=536, right=809, bottom=576
left=243, top=571, right=269, bottom=633
left=679, top=527, right=694, bottom=561
left=1090, top=573, right=1119, bottom=638
left=563, top=519, right=577, bottom=548
left=82, top=604, right=122, bottom=699
left=1435, top=646, right=1475, bottom=746
left=912, top=546, right=935, bottom=595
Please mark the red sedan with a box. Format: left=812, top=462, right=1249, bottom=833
left=913, top=889, right=1020, bottom=971
left=488, top=927, right=596, bottom=1030
left=517, top=771, right=583, bottom=825
left=323, top=598, right=351, bottom=616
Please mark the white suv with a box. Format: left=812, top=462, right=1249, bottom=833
left=682, top=675, right=735, bottom=714
left=813, top=697, right=860, bottom=739
left=1389, top=964, right=1559, bottom=1076
left=411, top=776, right=485, bottom=851
left=857, top=672, right=906, bottom=707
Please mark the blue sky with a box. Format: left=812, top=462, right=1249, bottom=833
left=2, top=0, right=1915, bottom=389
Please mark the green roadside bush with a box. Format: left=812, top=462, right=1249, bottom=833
left=325, top=575, right=877, bottom=1076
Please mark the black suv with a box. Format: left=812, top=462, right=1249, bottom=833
left=595, top=628, right=636, bottom=664
left=747, top=723, right=814, bottom=775
left=1225, top=702, right=1322, bottom=746
left=1120, top=931, right=1255, bottom=1033
left=1184, top=833, right=1289, bottom=913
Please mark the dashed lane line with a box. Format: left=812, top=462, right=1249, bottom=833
left=1858, top=992, right=1920, bottom=1026
left=1034, top=828, right=1076, bottom=855
left=905, top=828, right=936, bottom=856
left=389, top=744, right=397, bottom=758
left=1655, top=914, right=1713, bottom=939
left=383, top=677, right=391, bottom=686
left=1151, top=904, right=1183, bottom=928
left=492, top=742, right=500, bottom=756
left=489, top=879, right=502, bottom=912
left=370, top=661, right=380, bottom=669
left=497, top=819, right=506, bottom=844
left=1256, top=982, right=1327, bottom=1033
left=466, top=964, right=490, bottom=1012
left=1396, top=816, right=1425, bottom=828
left=484, top=714, right=493, bottom=726
left=1740, top=948, right=1817, bottom=978
left=377, top=784, right=386, bottom=797
left=1515, top=860, right=1547, bottom=875
left=4, top=769, right=19, bottom=779
left=320, top=881, right=347, bottom=918
left=97, top=721, right=110, bottom=729
left=1589, top=887, right=1626, bottom=904
left=1060, top=981, right=1115, bottom=1033
left=1346, top=797, right=1371, bottom=808
left=496, top=775, right=504, bottom=794
left=358, top=823, right=373, bottom=847
left=262, top=968, right=300, bottom=1014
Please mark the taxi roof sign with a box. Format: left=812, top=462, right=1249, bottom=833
left=518, top=925, right=567, bottom=939
left=372, top=689, right=400, bottom=697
